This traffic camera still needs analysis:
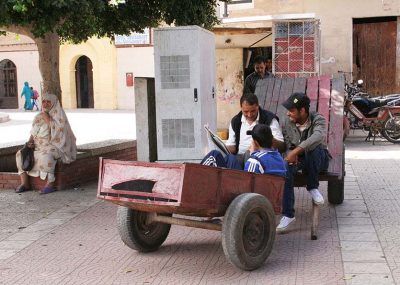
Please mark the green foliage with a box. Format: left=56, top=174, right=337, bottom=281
left=0, top=0, right=220, bottom=42
left=162, top=0, right=220, bottom=30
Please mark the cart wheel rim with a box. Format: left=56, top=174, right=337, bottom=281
left=243, top=208, right=270, bottom=257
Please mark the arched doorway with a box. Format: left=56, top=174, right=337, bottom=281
left=0, top=59, right=18, bottom=109
left=75, top=56, right=94, bottom=108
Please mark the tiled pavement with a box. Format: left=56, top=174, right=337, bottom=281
left=0, top=131, right=400, bottom=284
left=0, top=186, right=344, bottom=285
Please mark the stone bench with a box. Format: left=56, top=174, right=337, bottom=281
left=0, top=139, right=137, bottom=191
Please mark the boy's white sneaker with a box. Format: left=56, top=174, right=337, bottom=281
left=309, top=189, right=324, bottom=205
left=276, top=216, right=296, bottom=232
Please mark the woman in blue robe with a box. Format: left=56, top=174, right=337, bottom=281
left=21, top=82, right=33, bottom=110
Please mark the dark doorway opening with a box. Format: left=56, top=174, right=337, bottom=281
left=353, top=17, right=397, bottom=96
left=0, top=59, right=18, bottom=109
left=75, top=56, right=94, bottom=108
left=243, top=47, right=272, bottom=79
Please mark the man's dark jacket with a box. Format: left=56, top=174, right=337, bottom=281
left=231, top=107, right=277, bottom=154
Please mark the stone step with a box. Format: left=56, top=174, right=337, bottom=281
left=0, top=113, right=10, bottom=123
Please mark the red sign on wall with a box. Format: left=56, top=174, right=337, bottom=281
left=126, top=72, right=134, bottom=86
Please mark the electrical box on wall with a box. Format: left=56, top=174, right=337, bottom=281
left=126, top=73, right=134, bottom=86
left=154, top=26, right=216, bottom=161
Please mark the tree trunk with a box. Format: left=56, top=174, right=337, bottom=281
left=34, top=32, right=62, bottom=103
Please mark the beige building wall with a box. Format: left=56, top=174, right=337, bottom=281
left=0, top=34, right=42, bottom=109
left=116, top=47, right=154, bottom=110
left=60, top=37, right=117, bottom=109
left=0, top=50, right=42, bottom=109
left=215, top=49, right=244, bottom=129
left=224, top=0, right=400, bottom=75
left=1, top=34, right=154, bottom=111
left=215, top=0, right=400, bottom=127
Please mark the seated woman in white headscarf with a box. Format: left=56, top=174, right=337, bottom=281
left=15, top=93, right=77, bottom=194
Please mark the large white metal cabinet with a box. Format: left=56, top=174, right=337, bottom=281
left=154, top=26, right=216, bottom=161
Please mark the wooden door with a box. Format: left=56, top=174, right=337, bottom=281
left=75, top=56, right=94, bottom=108
left=0, top=59, right=18, bottom=109
left=353, top=17, right=397, bottom=96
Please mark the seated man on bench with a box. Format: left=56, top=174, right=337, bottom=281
left=201, top=124, right=286, bottom=177
left=225, top=93, right=285, bottom=166
left=277, top=93, right=330, bottom=232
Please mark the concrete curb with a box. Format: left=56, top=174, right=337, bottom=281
left=0, top=113, right=10, bottom=123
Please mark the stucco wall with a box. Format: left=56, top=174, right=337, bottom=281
left=60, top=37, right=117, bottom=109
left=0, top=50, right=42, bottom=109
left=215, top=48, right=243, bottom=130
left=116, top=47, right=155, bottom=110
left=224, top=0, right=400, bottom=75
left=311, top=0, right=400, bottom=75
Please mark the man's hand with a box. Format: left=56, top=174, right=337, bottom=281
left=284, top=151, right=298, bottom=165
left=284, top=146, right=304, bottom=165
left=272, top=138, right=286, bottom=152
left=227, top=145, right=237, bottom=154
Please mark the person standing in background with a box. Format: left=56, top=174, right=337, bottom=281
left=30, top=87, right=40, bottom=111
left=21, top=82, right=33, bottom=111
left=243, top=56, right=274, bottom=94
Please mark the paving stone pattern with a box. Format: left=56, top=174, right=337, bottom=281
left=1, top=129, right=400, bottom=284
left=340, top=158, right=400, bottom=285
left=0, top=183, right=345, bottom=285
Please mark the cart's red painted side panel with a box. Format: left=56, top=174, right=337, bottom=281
left=98, top=159, right=284, bottom=217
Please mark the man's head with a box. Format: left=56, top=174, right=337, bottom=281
left=246, top=124, right=273, bottom=149
left=240, top=93, right=259, bottom=122
left=282, top=92, right=310, bottom=124
left=253, top=55, right=267, bottom=77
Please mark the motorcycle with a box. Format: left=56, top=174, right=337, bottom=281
left=343, top=79, right=400, bottom=144
left=346, top=81, right=398, bottom=127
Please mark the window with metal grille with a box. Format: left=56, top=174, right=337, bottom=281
left=0, top=59, right=18, bottom=97
left=273, top=20, right=320, bottom=78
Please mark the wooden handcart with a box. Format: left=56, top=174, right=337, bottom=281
left=98, top=159, right=284, bottom=271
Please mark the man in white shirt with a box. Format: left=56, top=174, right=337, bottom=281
left=225, top=94, right=285, bottom=162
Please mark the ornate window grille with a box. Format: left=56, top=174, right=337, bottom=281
left=273, top=19, right=320, bottom=78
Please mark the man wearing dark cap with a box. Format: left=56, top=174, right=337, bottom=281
left=277, top=92, right=330, bottom=232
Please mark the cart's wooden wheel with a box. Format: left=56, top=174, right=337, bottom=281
left=222, top=193, right=276, bottom=271
left=117, top=206, right=171, bottom=252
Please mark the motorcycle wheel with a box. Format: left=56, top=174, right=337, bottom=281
left=381, top=114, right=400, bottom=143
